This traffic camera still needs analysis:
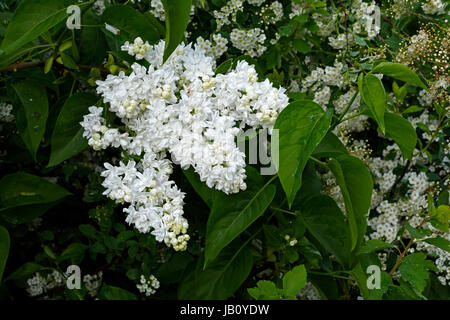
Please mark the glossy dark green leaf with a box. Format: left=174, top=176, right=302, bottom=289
left=359, top=74, right=386, bottom=134
left=12, top=80, right=49, bottom=160
left=358, top=239, right=394, bottom=254
left=299, top=194, right=352, bottom=267
left=371, top=62, right=427, bottom=90
left=183, top=168, right=220, bottom=208
left=4, top=262, right=50, bottom=281
left=384, top=112, right=417, bottom=160
left=59, top=243, right=88, bottom=264
left=0, top=0, right=71, bottom=55
left=423, top=237, right=450, bottom=253
left=98, top=284, right=137, bottom=300
left=273, top=100, right=332, bottom=207
left=48, top=93, right=98, bottom=167
left=328, top=154, right=373, bottom=251
left=205, top=167, right=276, bottom=267
left=312, top=131, right=347, bottom=158
left=80, top=9, right=107, bottom=65
left=162, top=0, right=193, bottom=61
left=103, top=5, right=159, bottom=45
left=0, top=172, right=71, bottom=209
left=178, top=244, right=253, bottom=299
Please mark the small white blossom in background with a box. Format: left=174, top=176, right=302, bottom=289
left=0, top=102, right=14, bottom=122
left=230, top=28, right=267, bottom=57
left=214, top=0, right=245, bottom=29
left=247, top=0, right=266, bottom=6
left=421, top=0, right=447, bottom=15
left=284, top=235, right=298, bottom=247
left=298, top=282, right=322, bottom=300
left=92, top=0, right=109, bottom=15
left=83, top=272, right=103, bottom=297
left=136, top=274, right=160, bottom=296
left=81, top=39, right=288, bottom=250
left=328, top=33, right=352, bottom=50
left=26, top=270, right=65, bottom=297
left=150, top=0, right=196, bottom=21
left=196, top=33, right=229, bottom=59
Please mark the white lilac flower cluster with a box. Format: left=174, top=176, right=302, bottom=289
left=137, top=274, right=160, bottom=296
left=81, top=40, right=288, bottom=251
left=0, top=102, right=14, bottom=122
left=26, top=270, right=65, bottom=297
left=421, top=0, right=447, bottom=15
left=122, top=37, right=152, bottom=60
left=83, top=272, right=103, bottom=297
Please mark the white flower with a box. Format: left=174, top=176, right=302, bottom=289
left=81, top=39, right=288, bottom=250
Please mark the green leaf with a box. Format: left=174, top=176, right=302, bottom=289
left=423, top=237, right=450, bottom=253
left=60, top=52, right=78, bottom=70
left=402, top=105, right=423, bottom=114
left=12, top=80, right=49, bottom=160
left=292, top=39, right=311, bottom=53
left=406, top=224, right=431, bottom=239
left=371, top=62, right=427, bottom=90
left=205, top=167, right=276, bottom=267
left=312, top=131, right=347, bottom=158
left=162, top=0, right=193, bottom=62
left=384, top=112, right=417, bottom=160
left=429, top=205, right=450, bottom=233
left=48, top=93, right=98, bottom=167
left=215, top=58, right=233, bottom=74
left=0, top=226, right=10, bottom=282
left=0, top=0, right=71, bottom=55
left=59, top=243, right=88, bottom=264
left=399, top=252, right=437, bottom=292
left=178, top=244, right=253, bottom=299
left=359, top=74, right=386, bottom=134
left=5, top=262, right=50, bottom=281
left=79, top=224, right=98, bottom=238
left=0, top=172, right=71, bottom=209
left=282, top=264, right=307, bottom=297
left=80, top=9, right=107, bottom=65
left=248, top=280, right=282, bottom=300
left=98, top=284, right=137, bottom=300
left=102, top=5, right=159, bottom=44
left=353, top=252, right=392, bottom=300
left=44, top=57, right=54, bottom=74
left=183, top=168, right=220, bottom=208
left=273, top=100, right=332, bottom=207
left=358, top=239, right=394, bottom=254
left=0, top=202, right=59, bottom=224
left=328, top=155, right=373, bottom=251
left=156, top=252, right=194, bottom=284
left=299, top=194, right=352, bottom=267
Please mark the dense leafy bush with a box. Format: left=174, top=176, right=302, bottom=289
left=0, top=0, right=448, bottom=300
